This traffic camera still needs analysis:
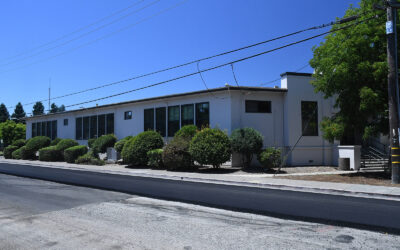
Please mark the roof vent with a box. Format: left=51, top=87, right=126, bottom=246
left=274, top=85, right=279, bottom=88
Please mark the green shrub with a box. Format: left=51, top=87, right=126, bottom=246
left=11, top=139, right=26, bottom=148
left=147, top=148, right=164, bottom=168
left=231, top=128, right=264, bottom=168
left=258, top=147, right=281, bottom=169
left=12, top=146, right=23, bottom=159
left=55, top=139, right=79, bottom=151
left=162, top=137, right=193, bottom=170
left=64, top=145, right=88, bottom=163
left=92, top=134, right=117, bottom=154
left=189, top=128, right=231, bottom=168
left=174, top=125, right=198, bottom=140
left=39, top=146, right=64, bottom=162
left=75, top=153, right=105, bottom=166
left=24, top=136, right=51, bottom=159
left=50, top=138, right=62, bottom=146
left=122, top=131, right=164, bottom=166
left=88, top=138, right=96, bottom=148
left=114, top=136, right=134, bottom=153
left=4, top=145, right=19, bottom=159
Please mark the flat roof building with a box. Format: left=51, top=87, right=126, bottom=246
left=25, top=72, right=338, bottom=166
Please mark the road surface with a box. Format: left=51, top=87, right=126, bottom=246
left=0, top=173, right=399, bottom=249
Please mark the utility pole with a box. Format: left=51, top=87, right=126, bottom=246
left=48, top=78, right=51, bottom=113
left=386, top=0, right=400, bottom=184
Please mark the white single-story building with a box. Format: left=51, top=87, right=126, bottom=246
left=24, top=72, right=339, bottom=166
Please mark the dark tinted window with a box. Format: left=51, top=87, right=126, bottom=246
left=124, top=111, right=132, bottom=120
left=41, top=122, right=46, bottom=137
left=301, top=101, right=318, bottom=136
left=181, top=104, right=194, bottom=126
left=106, top=113, right=114, bottom=134
left=51, top=120, right=57, bottom=140
left=90, top=116, right=98, bottom=139
left=83, top=117, right=90, bottom=140
left=76, top=118, right=82, bottom=140
left=98, top=114, right=106, bottom=137
left=245, top=100, right=271, bottom=113
left=64, top=119, right=68, bottom=126
left=46, top=121, right=51, bottom=138
left=196, top=102, right=209, bottom=129
left=156, top=107, right=166, bottom=137
left=144, top=108, right=154, bottom=131
left=37, top=122, right=42, bottom=136
left=32, top=123, right=36, bottom=138
left=168, top=106, right=180, bottom=137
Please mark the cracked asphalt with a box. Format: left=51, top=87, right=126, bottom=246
left=0, top=173, right=399, bottom=249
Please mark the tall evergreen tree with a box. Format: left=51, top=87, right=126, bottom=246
left=32, top=102, right=45, bottom=116
left=11, top=102, right=26, bottom=122
left=50, top=103, right=58, bottom=113
left=58, top=104, right=66, bottom=112
left=0, top=103, right=10, bottom=123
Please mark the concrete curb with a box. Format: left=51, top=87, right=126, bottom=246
left=0, top=160, right=399, bottom=201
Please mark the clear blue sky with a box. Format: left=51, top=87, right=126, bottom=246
left=0, top=0, right=359, bottom=115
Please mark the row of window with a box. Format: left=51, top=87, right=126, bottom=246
left=144, top=102, right=209, bottom=137
left=31, top=121, right=58, bottom=140
left=76, top=113, right=114, bottom=140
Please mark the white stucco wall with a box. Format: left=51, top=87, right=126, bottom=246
left=281, top=74, right=338, bottom=166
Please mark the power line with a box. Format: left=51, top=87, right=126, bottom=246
left=9, top=12, right=371, bottom=109
left=0, top=0, right=188, bottom=75
left=0, top=0, right=160, bottom=68
left=259, top=63, right=310, bottom=86
left=0, top=0, right=146, bottom=63
left=63, top=15, right=378, bottom=109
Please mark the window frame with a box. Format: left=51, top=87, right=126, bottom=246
left=245, top=100, right=272, bottom=113
left=195, top=102, right=210, bottom=129
left=301, top=101, right=319, bottom=136
left=181, top=104, right=194, bottom=127
left=124, top=111, right=132, bottom=120
left=156, top=107, right=166, bottom=137
left=168, top=105, right=180, bottom=137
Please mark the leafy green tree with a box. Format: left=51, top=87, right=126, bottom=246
left=0, top=103, right=10, bottom=123
left=11, top=102, right=26, bottom=123
left=32, top=102, right=45, bottom=116
left=50, top=103, right=58, bottom=113
left=0, top=120, right=26, bottom=146
left=309, top=0, right=394, bottom=144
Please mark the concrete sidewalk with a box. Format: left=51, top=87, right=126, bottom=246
left=0, top=158, right=399, bottom=200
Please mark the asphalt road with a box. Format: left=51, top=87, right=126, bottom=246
left=0, top=173, right=399, bottom=249
left=0, top=162, right=400, bottom=233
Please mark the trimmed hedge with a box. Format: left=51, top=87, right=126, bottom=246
left=162, top=137, right=192, bottom=170
left=4, top=145, right=19, bottom=159
left=64, top=145, right=88, bottom=163
left=258, top=147, right=281, bottom=169
left=189, top=128, right=231, bottom=168
left=24, top=136, right=51, bottom=159
left=174, top=125, right=197, bottom=140
left=231, top=128, right=264, bottom=168
left=11, top=139, right=26, bottom=148
left=114, top=136, right=134, bottom=153
left=55, top=139, right=79, bottom=151
left=122, top=131, right=164, bottom=166
left=92, top=134, right=117, bottom=154
left=147, top=148, right=163, bottom=168
left=75, top=153, right=105, bottom=166
left=50, top=138, right=62, bottom=146
left=88, top=138, right=96, bottom=149
left=12, top=146, right=24, bottom=159
left=39, top=146, right=63, bottom=162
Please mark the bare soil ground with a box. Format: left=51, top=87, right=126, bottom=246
left=278, top=171, right=400, bottom=187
